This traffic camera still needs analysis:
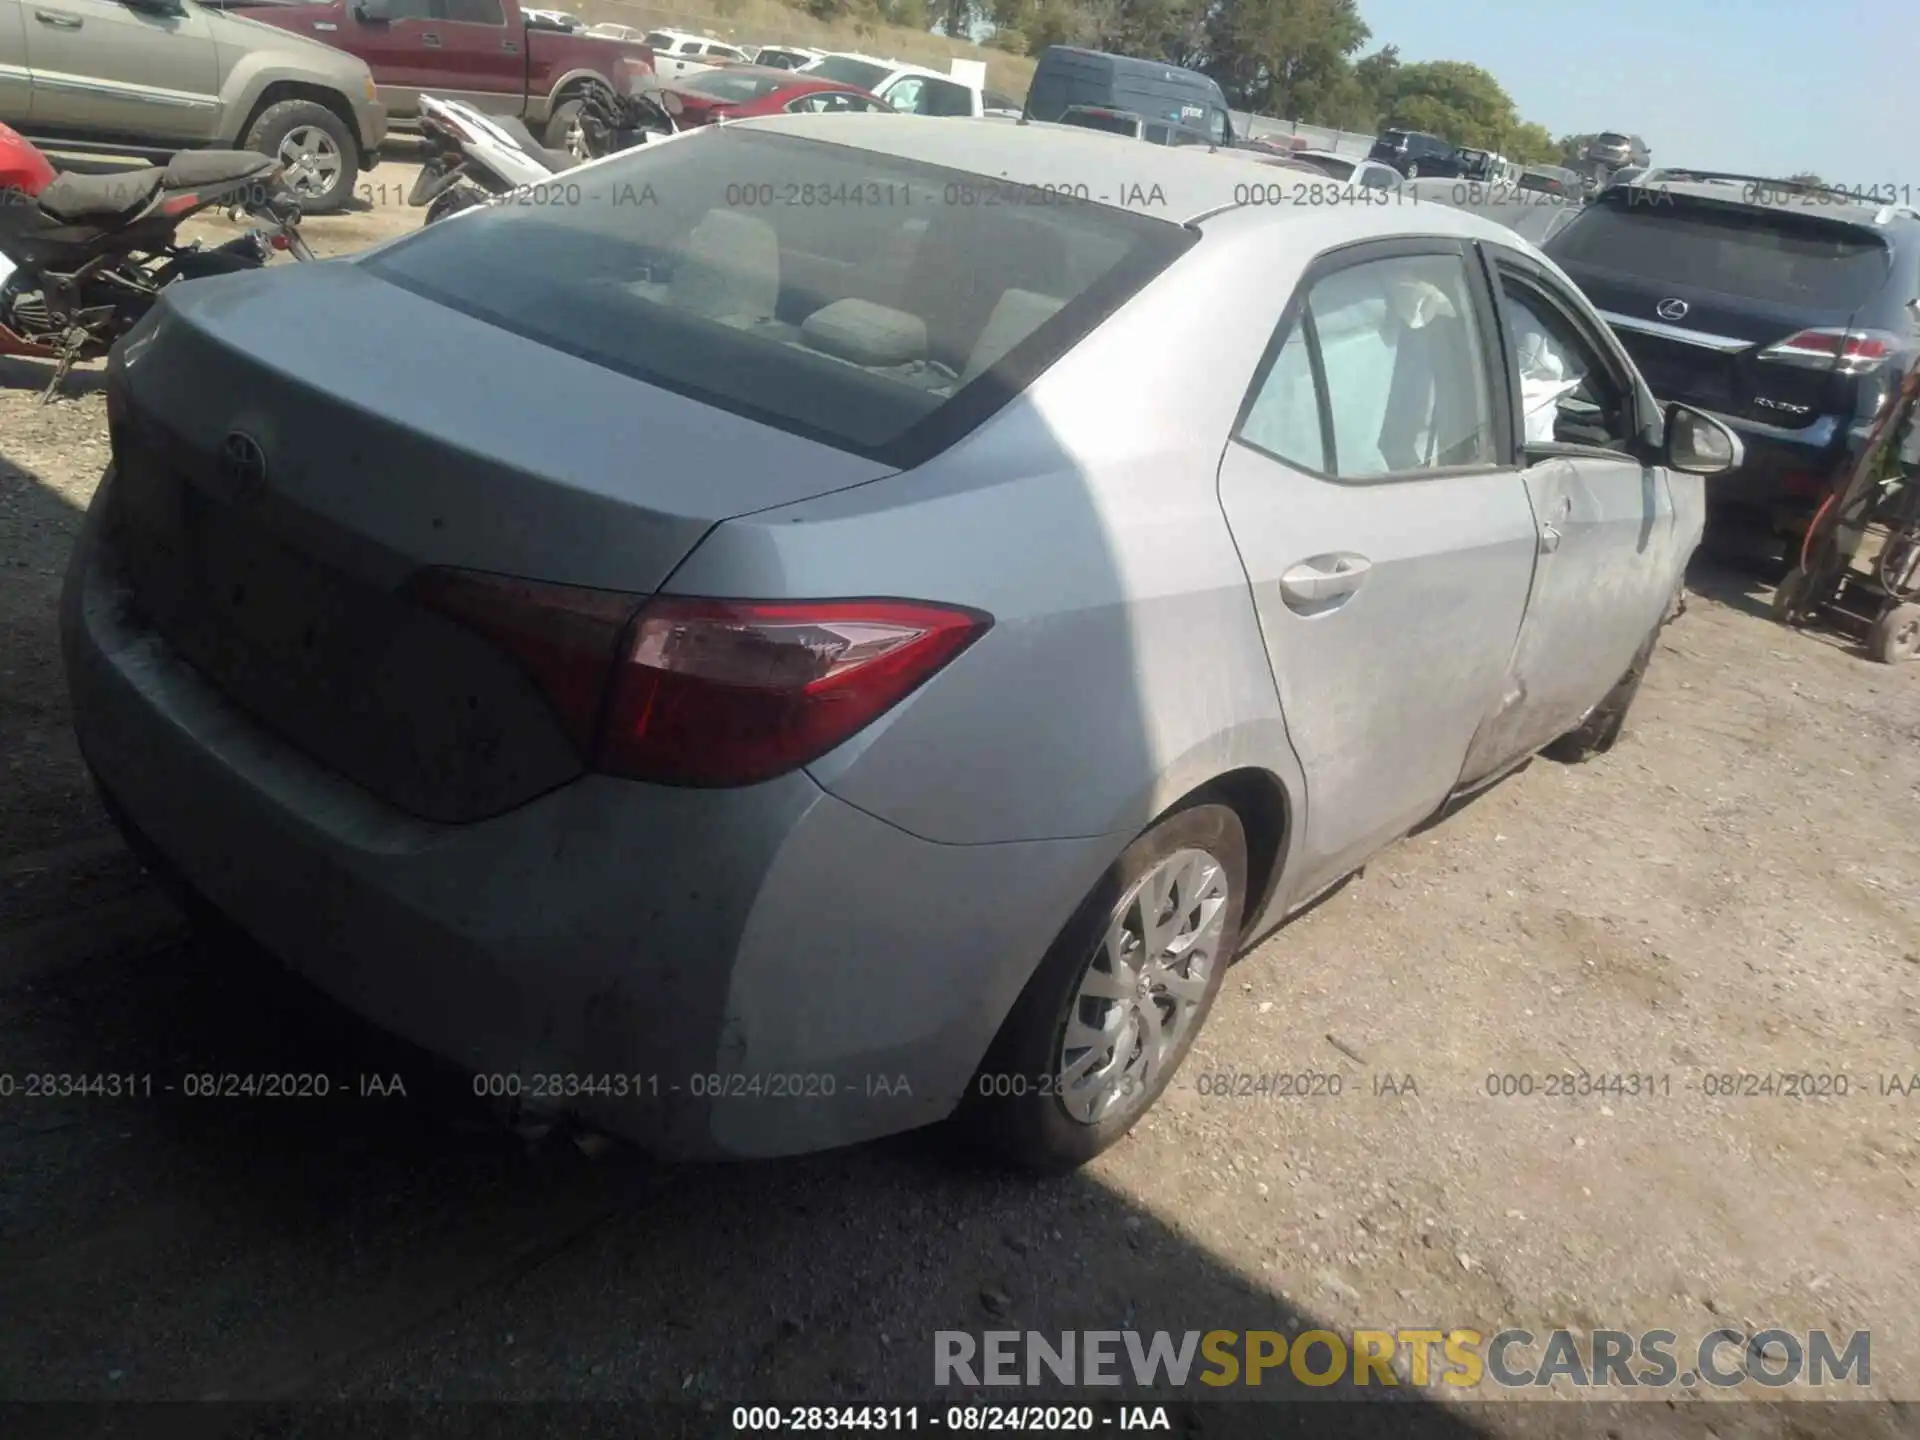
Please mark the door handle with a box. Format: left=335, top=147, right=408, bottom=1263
left=421, top=29, right=441, bottom=44
left=1279, top=553, right=1373, bottom=610
left=34, top=10, right=82, bottom=25
left=500, top=37, right=517, bottom=50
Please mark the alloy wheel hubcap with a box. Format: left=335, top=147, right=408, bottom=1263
left=277, top=127, right=341, bottom=195
left=1896, top=615, right=1920, bottom=658
left=1056, top=847, right=1230, bottom=1125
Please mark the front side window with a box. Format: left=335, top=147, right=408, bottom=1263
left=1261, top=252, right=1497, bottom=479
left=362, top=129, right=1195, bottom=463
left=1499, top=275, right=1633, bottom=450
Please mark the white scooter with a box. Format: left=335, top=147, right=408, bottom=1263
left=409, top=87, right=682, bottom=226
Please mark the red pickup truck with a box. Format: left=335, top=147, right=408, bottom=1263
left=234, top=0, right=654, bottom=148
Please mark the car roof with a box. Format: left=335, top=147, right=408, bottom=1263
left=723, top=114, right=1520, bottom=233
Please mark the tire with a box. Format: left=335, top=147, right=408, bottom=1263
left=1866, top=602, right=1920, bottom=664
left=1405, top=162, right=1421, bottom=179
left=1545, top=627, right=1658, bottom=763
left=244, top=99, right=357, bottom=215
left=1771, top=565, right=1811, bottom=625
left=544, top=98, right=585, bottom=152
left=956, top=802, right=1248, bottom=1172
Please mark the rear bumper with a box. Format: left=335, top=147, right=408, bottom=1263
left=1696, top=407, right=1861, bottom=529
left=60, top=472, right=1112, bottom=1159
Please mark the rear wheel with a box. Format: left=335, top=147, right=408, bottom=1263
left=1405, top=161, right=1422, bottom=178
left=1867, top=603, right=1920, bottom=664
left=245, top=100, right=357, bottom=215
left=957, top=803, right=1246, bottom=1172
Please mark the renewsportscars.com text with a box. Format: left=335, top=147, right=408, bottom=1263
left=935, top=1328, right=1870, bottom=1390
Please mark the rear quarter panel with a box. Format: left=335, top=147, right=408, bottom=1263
left=525, top=29, right=631, bottom=115
left=662, top=213, right=1388, bottom=876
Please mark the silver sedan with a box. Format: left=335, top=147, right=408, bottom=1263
left=61, top=116, right=1742, bottom=1170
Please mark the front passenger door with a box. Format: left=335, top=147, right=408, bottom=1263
left=1215, top=239, right=1540, bottom=900
left=1456, top=248, right=1676, bottom=785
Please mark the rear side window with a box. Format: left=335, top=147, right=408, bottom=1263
left=643, top=31, right=674, bottom=46
left=443, top=0, right=503, bottom=19
left=1548, top=198, right=1892, bottom=308
left=1238, top=252, right=1496, bottom=479
left=364, top=129, right=1195, bottom=465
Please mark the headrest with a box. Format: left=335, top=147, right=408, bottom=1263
left=800, top=298, right=928, bottom=368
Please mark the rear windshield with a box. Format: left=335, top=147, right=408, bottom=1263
left=679, top=69, right=788, bottom=102
left=1548, top=196, right=1892, bottom=308
left=807, top=56, right=891, bottom=91
left=643, top=31, right=673, bottom=47
left=362, top=129, right=1193, bottom=465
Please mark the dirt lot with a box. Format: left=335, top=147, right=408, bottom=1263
left=2, top=161, right=1918, bottom=1435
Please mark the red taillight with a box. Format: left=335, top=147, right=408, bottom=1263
left=1759, top=328, right=1899, bottom=375
left=160, top=191, right=201, bottom=216
left=408, top=571, right=989, bottom=788
left=598, top=597, right=989, bottom=785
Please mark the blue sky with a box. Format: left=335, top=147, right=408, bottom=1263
left=1357, top=0, right=1914, bottom=184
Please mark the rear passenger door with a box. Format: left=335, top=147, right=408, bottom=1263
left=1456, top=244, right=1676, bottom=785
left=1215, top=238, right=1540, bottom=899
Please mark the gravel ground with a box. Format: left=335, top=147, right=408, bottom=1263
left=1, top=162, right=1918, bottom=1437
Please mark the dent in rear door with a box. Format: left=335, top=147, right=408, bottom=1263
left=1214, top=238, right=1537, bottom=902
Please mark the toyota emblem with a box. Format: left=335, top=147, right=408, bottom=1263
left=219, top=430, right=268, bottom=499
left=1655, top=297, right=1690, bottom=321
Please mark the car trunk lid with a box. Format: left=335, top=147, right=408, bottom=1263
left=103, top=262, right=894, bottom=823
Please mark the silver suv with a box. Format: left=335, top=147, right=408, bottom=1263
left=0, top=0, right=384, bottom=212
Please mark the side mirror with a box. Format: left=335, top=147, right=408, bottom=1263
left=352, top=0, right=391, bottom=20
left=1664, top=402, right=1743, bottom=475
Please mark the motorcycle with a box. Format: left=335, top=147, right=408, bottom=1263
left=409, top=84, right=682, bottom=226
left=0, top=122, right=314, bottom=401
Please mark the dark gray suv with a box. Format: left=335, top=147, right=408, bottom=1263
left=1367, top=128, right=1465, bottom=178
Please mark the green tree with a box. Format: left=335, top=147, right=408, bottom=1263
left=1378, top=60, right=1524, bottom=149
left=1501, top=121, right=1558, bottom=165
left=1555, top=132, right=1597, bottom=166
left=1200, top=0, right=1371, bottom=118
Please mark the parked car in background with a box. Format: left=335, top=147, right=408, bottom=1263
left=1288, top=150, right=1400, bottom=191
left=1023, top=45, right=1232, bottom=147
left=1603, top=164, right=1648, bottom=189
left=64, top=115, right=1742, bottom=1173
left=1546, top=172, right=1920, bottom=561
left=661, top=66, right=892, bottom=125
left=1401, top=175, right=1582, bottom=245
left=1367, top=128, right=1466, bottom=178
left=524, top=7, right=581, bottom=28
left=1517, top=166, right=1580, bottom=198
left=1586, top=132, right=1650, bottom=169
left=752, top=45, right=824, bottom=71
left=233, top=0, right=649, bottom=150
left=983, top=90, right=1022, bottom=119
left=0, top=0, right=385, bottom=214
left=585, top=22, right=650, bottom=44
left=643, top=30, right=752, bottom=79
left=800, top=53, right=984, bottom=117
left=1051, top=105, right=1212, bottom=147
